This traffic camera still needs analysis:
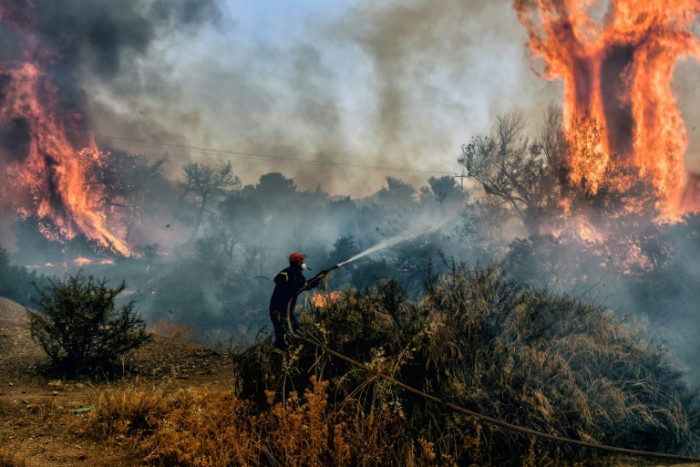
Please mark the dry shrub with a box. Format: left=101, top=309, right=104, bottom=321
left=149, top=319, right=195, bottom=341
left=82, top=377, right=442, bottom=466
left=413, top=265, right=699, bottom=457
left=82, top=264, right=700, bottom=465
left=142, top=389, right=257, bottom=466
left=277, top=264, right=699, bottom=464
left=83, top=385, right=172, bottom=441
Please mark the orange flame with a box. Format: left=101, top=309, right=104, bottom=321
left=0, top=4, right=130, bottom=255
left=515, top=0, right=700, bottom=215
left=310, top=291, right=340, bottom=309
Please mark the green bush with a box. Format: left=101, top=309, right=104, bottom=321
left=27, top=271, right=150, bottom=377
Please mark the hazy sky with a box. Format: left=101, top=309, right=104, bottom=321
left=83, top=0, right=562, bottom=196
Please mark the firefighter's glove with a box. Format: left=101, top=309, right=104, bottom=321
left=318, top=265, right=338, bottom=276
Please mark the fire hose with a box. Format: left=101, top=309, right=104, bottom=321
left=283, top=268, right=700, bottom=463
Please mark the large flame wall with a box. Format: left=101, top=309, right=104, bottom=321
left=0, top=2, right=130, bottom=255
left=515, top=0, right=700, bottom=215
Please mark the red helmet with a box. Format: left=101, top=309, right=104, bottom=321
left=289, top=252, right=307, bottom=264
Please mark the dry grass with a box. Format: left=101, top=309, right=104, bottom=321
left=0, top=445, right=27, bottom=467
left=80, top=376, right=445, bottom=466
left=149, top=319, right=195, bottom=342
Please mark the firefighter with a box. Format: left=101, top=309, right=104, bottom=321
left=269, top=252, right=327, bottom=349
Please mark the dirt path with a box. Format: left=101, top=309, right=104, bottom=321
left=0, top=297, right=237, bottom=466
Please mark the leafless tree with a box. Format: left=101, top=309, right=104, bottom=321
left=180, top=162, right=241, bottom=238
left=459, top=106, right=566, bottom=234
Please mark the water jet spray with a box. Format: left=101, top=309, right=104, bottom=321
left=336, top=206, right=461, bottom=267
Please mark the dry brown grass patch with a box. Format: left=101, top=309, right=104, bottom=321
left=0, top=444, right=27, bottom=467
left=79, top=376, right=449, bottom=466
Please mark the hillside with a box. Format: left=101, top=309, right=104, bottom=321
left=0, top=297, right=234, bottom=466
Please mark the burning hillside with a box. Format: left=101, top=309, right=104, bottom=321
left=515, top=0, right=700, bottom=216
left=0, top=2, right=130, bottom=255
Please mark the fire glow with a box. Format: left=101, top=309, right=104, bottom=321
left=0, top=3, right=130, bottom=256
left=310, top=291, right=340, bottom=309
left=515, top=0, right=700, bottom=215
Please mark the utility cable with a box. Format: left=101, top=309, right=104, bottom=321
left=284, top=292, right=700, bottom=464
left=96, top=134, right=455, bottom=176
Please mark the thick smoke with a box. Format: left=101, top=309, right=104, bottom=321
left=27, top=0, right=219, bottom=96
left=0, top=0, right=221, bottom=247
left=344, top=1, right=507, bottom=165
left=83, top=0, right=556, bottom=195
left=1, top=0, right=559, bottom=196
left=0, top=0, right=219, bottom=169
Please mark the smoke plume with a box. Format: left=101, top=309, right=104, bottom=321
left=81, top=0, right=554, bottom=195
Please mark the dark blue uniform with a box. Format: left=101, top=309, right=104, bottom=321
left=269, top=264, right=322, bottom=349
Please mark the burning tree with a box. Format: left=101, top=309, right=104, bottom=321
left=514, top=0, right=700, bottom=216
left=0, top=2, right=131, bottom=255
left=99, top=152, right=169, bottom=244
left=460, top=106, right=663, bottom=236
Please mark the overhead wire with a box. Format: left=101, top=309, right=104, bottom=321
left=96, top=134, right=456, bottom=176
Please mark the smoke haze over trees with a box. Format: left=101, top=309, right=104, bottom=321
left=2, top=1, right=700, bottom=462
left=2, top=106, right=700, bottom=388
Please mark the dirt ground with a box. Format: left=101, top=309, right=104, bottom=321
left=0, top=296, right=237, bottom=466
